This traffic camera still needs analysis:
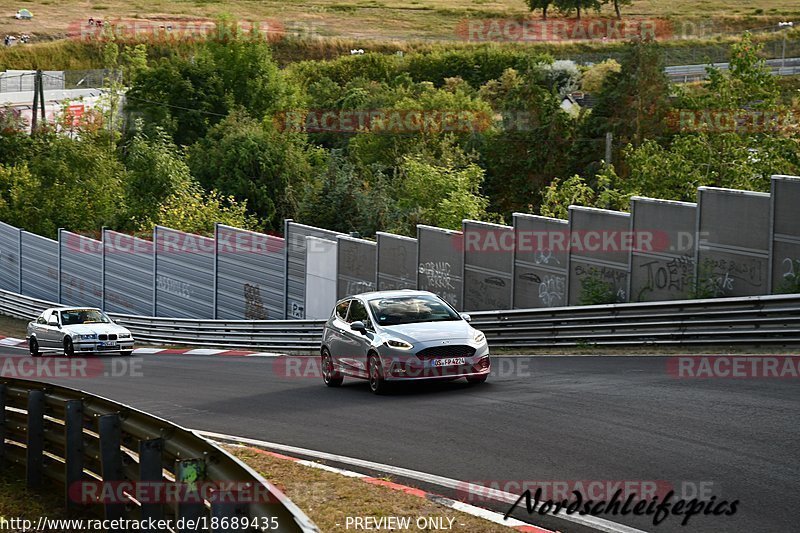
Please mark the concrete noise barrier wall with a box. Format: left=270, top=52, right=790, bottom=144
left=628, top=197, right=697, bottom=302
left=512, top=213, right=569, bottom=309
left=696, top=187, right=770, bottom=298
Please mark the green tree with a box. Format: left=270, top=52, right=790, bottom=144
left=480, top=68, right=577, bottom=216
left=187, top=112, right=322, bottom=232
left=580, top=59, right=621, bottom=93
left=392, top=143, right=490, bottom=235
left=580, top=38, right=670, bottom=172
left=624, top=134, right=800, bottom=201
left=126, top=26, right=298, bottom=146
left=141, top=188, right=256, bottom=237
left=0, top=109, right=33, bottom=165
left=702, top=33, right=780, bottom=110
left=527, top=0, right=554, bottom=19
left=620, top=33, right=799, bottom=201
left=121, top=126, right=196, bottom=229
left=604, top=0, right=632, bottom=19
left=555, top=0, right=602, bottom=20
left=298, top=152, right=394, bottom=236
left=1, top=133, right=126, bottom=237
left=540, top=165, right=631, bottom=219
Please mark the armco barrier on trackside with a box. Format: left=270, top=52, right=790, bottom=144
left=0, top=377, right=319, bottom=532
left=2, top=288, right=798, bottom=350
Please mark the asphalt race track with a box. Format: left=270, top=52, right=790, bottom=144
left=1, top=346, right=797, bottom=533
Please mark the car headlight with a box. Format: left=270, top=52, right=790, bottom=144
left=79, top=334, right=97, bottom=340
left=118, top=333, right=131, bottom=339
left=386, top=339, right=413, bottom=350
left=473, top=331, right=486, bottom=344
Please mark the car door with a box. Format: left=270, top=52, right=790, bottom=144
left=30, top=313, right=49, bottom=347
left=39, top=310, right=59, bottom=348
left=340, top=299, right=374, bottom=377
left=326, top=300, right=351, bottom=368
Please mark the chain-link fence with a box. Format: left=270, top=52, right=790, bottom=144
left=0, top=69, right=117, bottom=93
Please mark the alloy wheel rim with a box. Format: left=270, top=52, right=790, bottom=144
left=323, top=354, right=332, bottom=381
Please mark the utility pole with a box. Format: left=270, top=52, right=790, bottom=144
left=605, top=132, right=613, bottom=167
left=30, top=70, right=39, bottom=133
left=30, top=69, right=45, bottom=133
left=38, top=69, right=45, bottom=125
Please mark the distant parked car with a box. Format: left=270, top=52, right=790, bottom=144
left=26, top=307, right=134, bottom=357
left=321, top=290, right=490, bottom=394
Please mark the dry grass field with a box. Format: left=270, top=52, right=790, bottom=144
left=1, top=0, right=799, bottom=43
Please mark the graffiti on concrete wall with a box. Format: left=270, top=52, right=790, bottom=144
left=636, top=254, right=695, bottom=300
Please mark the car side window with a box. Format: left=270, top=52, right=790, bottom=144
left=347, top=300, right=371, bottom=328
left=335, top=300, right=350, bottom=320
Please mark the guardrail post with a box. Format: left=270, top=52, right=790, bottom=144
left=26, top=390, right=44, bottom=488
left=98, top=413, right=125, bottom=527
left=139, top=438, right=164, bottom=527
left=64, top=399, right=84, bottom=512
left=211, top=489, right=249, bottom=533
left=176, top=458, right=207, bottom=532
left=0, top=384, right=6, bottom=465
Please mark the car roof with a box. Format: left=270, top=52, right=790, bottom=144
left=347, top=290, right=437, bottom=301
left=45, top=307, right=102, bottom=313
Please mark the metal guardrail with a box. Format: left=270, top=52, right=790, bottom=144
left=0, top=377, right=319, bottom=532
left=2, top=288, right=799, bottom=350
left=0, top=290, right=324, bottom=352
left=665, top=56, right=800, bottom=82
left=470, top=293, right=800, bottom=347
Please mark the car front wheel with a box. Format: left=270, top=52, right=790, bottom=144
left=29, top=338, right=40, bottom=357
left=63, top=337, right=74, bottom=357
left=322, top=349, right=343, bottom=387
left=466, top=374, right=488, bottom=384
left=368, top=353, right=389, bottom=395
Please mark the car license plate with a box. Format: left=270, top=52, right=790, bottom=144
left=432, top=357, right=466, bottom=367
left=99, top=341, right=117, bottom=347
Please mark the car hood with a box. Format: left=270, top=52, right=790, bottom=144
left=379, top=320, right=473, bottom=343
left=62, top=324, right=128, bottom=335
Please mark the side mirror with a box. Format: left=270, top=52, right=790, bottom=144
left=350, top=321, right=367, bottom=333
left=460, top=313, right=472, bottom=322
left=48, top=317, right=59, bottom=327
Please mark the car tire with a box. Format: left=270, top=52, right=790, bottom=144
left=63, top=337, right=74, bottom=357
left=120, top=350, right=132, bottom=357
left=322, top=349, right=343, bottom=387
left=368, top=353, right=389, bottom=395
left=466, top=374, right=488, bottom=384
left=29, top=338, right=40, bottom=357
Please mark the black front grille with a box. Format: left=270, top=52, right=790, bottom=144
left=98, top=334, right=107, bottom=341
left=108, top=334, right=117, bottom=341
left=416, top=345, right=476, bottom=360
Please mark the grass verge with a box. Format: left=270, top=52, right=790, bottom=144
left=0, top=474, right=68, bottom=523
left=228, top=445, right=516, bottom=532
left=0, top=315, right=27, bottom=339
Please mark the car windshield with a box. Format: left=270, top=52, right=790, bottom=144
left=60, top=309, right=110, bottom=326
left=368, top=295, right=461, bottom=326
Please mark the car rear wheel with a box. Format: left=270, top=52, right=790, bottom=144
left=466, top=374, right=488, bottom=384
left=368, top=353, right=389, bottom=395
left=322, top=349, right=343, bottom=387
left=63, top=337, right=74, bottom=357
left=29, top=338, right=40, bottom=357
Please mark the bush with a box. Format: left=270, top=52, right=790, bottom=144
left=578, top=269, right=620, bottom=305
